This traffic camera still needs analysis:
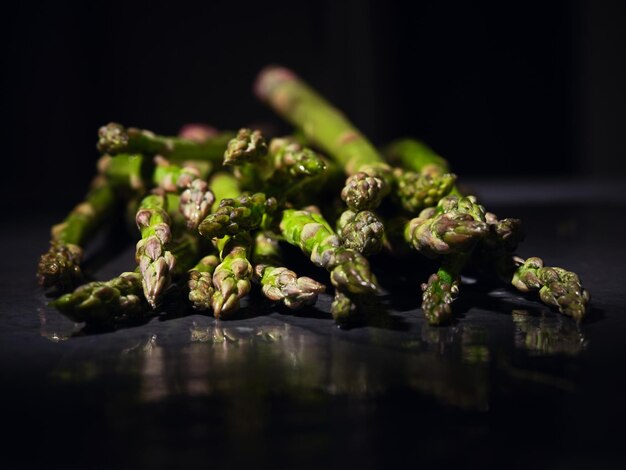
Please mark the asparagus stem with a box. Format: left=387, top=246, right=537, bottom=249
left=209, top=171, right=240, bottom=202
left=278, top=208, right=379, bottom=297
left=97, top=122, right=233, bottom=163
left=336, top=210, right=384, bottom=256
left=134, top=193, right=176, bottom=308
left=255, top=66, right=392, bottom=210
left=37, top=174, right=117, bottom=291
left=252, top=231, right=325, bottom=309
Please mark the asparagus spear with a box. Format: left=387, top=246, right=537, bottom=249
left=252, top=231, right=325, bottom=308
left=97, top=122, right=233, bottom=163
left=255, top=66, right=393, bottom=211
left=188, top=254, right=220, bottom=311
left=420, top=253, right=466, bottom=325
left=393, top=168, right=457, bottom=214
left=152, top=156, right=215, bottom=229
left=511, top=257, right=590, bottom=322
left=37, top=174, right=117, bottom=291
left=223, top=128, right=269, bottom=166
left=53, top=230, right=203, bottom=325
left=198, top=192, right=277, bottom=239
left=336, top=210, right=385, bottom=256
left=211, top=234, right=254, bottom=317
left=53, top=272, right=146, bottom=324
left=134, top=193, right=176, bottom=308
left=404, top=195, right=488, bottom=258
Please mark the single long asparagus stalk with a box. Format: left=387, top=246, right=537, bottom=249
left=134, top=193, right=176, bottom=308
left=37, top=173, right=117, bottom=291
left=252, top=231, right=325, bottom=308
left=97, top=122, right=233, bottom=163
left=211, top=234, right=254, bottom=317
left=255, top=66, right=393, bottom=211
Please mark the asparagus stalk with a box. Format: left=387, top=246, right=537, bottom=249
left=97, top=122, right=233, bottom=163
left=134, top=193, right=176, bottom=308
left=255, top=66, right=393, bottom=211
left=37, top=174, right=117, bottom=291
left=252, top=231, right=325, bottom=309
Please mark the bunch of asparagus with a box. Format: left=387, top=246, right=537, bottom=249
left=38, top=66, right=590, bottom=328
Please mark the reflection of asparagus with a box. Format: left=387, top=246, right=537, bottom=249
left=198, top=192, right=277, bottom=239
left=252, top=231, right=325, bottom=308
left=211, top=234, right=253, bottom=317
left=37, top=174, right=117, bottom=291
left=336, top=210, right=384, bottom=255
left=255, top=66, right=392, bottom=211
left=97, top=122, right=233, bottom=162
left=134, top=194, right=175, bottom=308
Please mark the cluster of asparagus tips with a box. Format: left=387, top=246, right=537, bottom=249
left=40, top=64, right=591, bottom=330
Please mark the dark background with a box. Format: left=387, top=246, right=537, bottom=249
left=2, top=0, right=626, bottom=212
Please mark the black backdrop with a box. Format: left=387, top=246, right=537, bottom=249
left=3, top=0, right=625, bottom=212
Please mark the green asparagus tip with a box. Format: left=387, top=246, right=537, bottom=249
left=97, top=122, right=129, bottom=154
left=337, top=210, right=384, bottom=256
left=421, top=273, right=459, bottom=325
left=37, top=242, right=83, bottom=291
left=330, top=291, right=357, bottom=326
left=341, top=171, right=388, bottom=211
left=329, top=248, right=380, bottom=295
left=223, top=128, right=268, bottom=166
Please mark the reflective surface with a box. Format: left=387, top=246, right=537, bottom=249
left=2, top=184, right=625, bottom=469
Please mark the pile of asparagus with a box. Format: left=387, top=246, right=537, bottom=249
left=37, top=66, right=590, bottom=328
